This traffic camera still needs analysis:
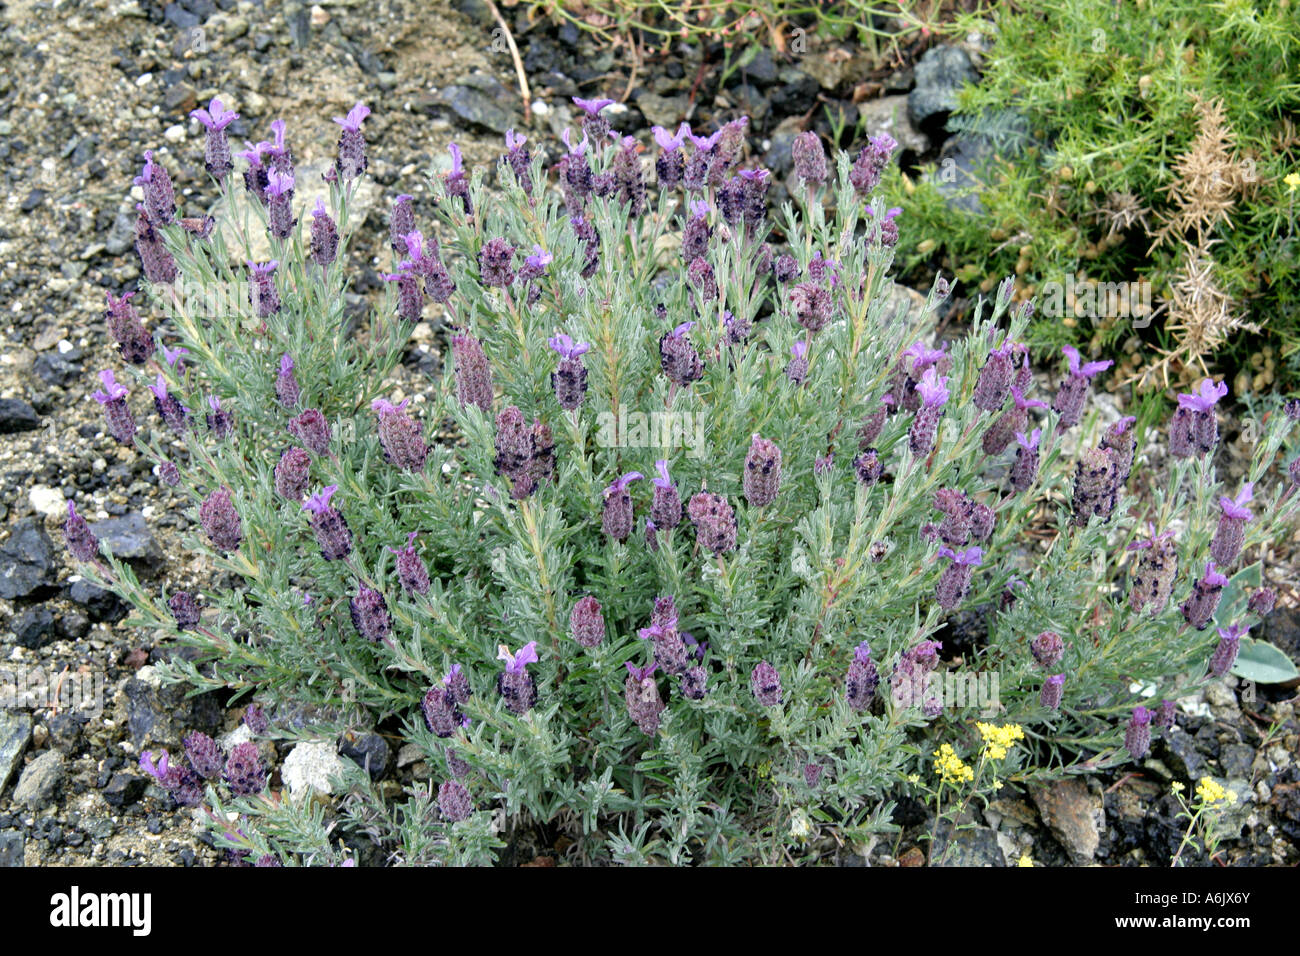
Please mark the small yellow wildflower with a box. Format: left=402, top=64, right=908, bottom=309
left=1171, top=781, right=1186, bottom=794
left=1285, top=171, right=1300, bottom=193
left=933, top=743, right=974, bottom=785
left=1195, top=777, right=1236, bottom=806
left=789, top=807, right=813, bottom=841
left=1018, top=853, right=1034, bottom=867
left=976, top=722, right=1026, bottom=761
left=906, top=773, right=921, bottom=785
left=992, top=779, right=1003, bottom=791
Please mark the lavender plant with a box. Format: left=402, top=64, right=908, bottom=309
left=71, top=97, right=1300, bottom=866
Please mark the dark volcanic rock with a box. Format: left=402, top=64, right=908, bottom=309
left=10, top=607, right=55, bottom=649
left=0, top=520, right=56, bottom=600
left=90, top=513, right=163, bottom=576
left=69, top=578, right=128, bottom=623
left=908, top=45, right=977, bottom=130
left=339, top=730, right=390, bottom=779
left=0, top=399, right=40, bottom=433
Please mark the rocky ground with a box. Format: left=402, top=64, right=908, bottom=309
left=0, top=0, right=1296, bottom=867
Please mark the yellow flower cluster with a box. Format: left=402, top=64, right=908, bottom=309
left=976, top=722, right=1026, bottom=761
left=933, top=743, right=974, bottom=785
left=1286, top=171, right=1300, bottom=193
left=1018, top=853, right=1034, bottom=867
left=1195, top=777, right=1237, bottom=806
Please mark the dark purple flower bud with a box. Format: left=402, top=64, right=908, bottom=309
left=200, top=486, right=242, bottom=553
left=381, top=268, right=425, bottom=324
left=687, top=490, right=738, bottom=556
left=1008, top=429, right=1041, bottom=493
left=849, top=133, right=896, bottom=195
left=248, top=260, right=281, bottom=317
left=265, top=119, right=295, bottom=187
left=859, top=396, right=893, bottom=449
left=438, top=779, right=474, bottom=822
left=224, top=741, right=266, bottom=796
left=493, top=405, right=532, bottom=484
left=303, top=485, right=352, bottom=560
left=774, top=254, right=799, bottom=284
left=865, top=204, right=901, bottom=247
left=974, top=343, right=1016, bottom=412
left=790, top=281, right=832, bottom=334
left=1128, top=526, right=1179, bottom=614
left=1248, top=587, right=1276, bottom=617
left=502, top=129, right=533, bottom=196
left=477, top=236, right=517, bottom=288
left=653, top=123, right=688, bottom=189
left=1031, top=630, right=1065, bottom=669
left=496, top=642, right=539, bottom=715
left=274, top=446, right=311, bottom=501
left=289, top=408, right=331, bottom=456
left=1053, top=346, right=1113, bottom=429
left=612, top=135, right=646, bottom=216
left=238, top=143, right=270, bottom=204
left=444, top=143, right=473, bottom=216
left=738, top=168, right=770, bottom=232
left=570, top=596, right=605, bottom=648
left=309, top=199, right=338, bottom=267
left=388, top=532, right=430, bottom=596
left=422, top=686, right=465, bottom=738
left=1283, top=398, right=1300, bottom=422
left=602, top=471, right=643, bottom=542
left=890, top=640, right=943, bottom=711
left=350, top=584, right=391, bottom=643
left=687, top=256, right=717, bottom=304
left=372, top=398, right=428, bottom=471
left=1170, top=379, right=1227, bottom=457
left=265, top=170, right=296, bottom=239
left=63, top=501, right=99, bottom=562
left=134, top=150, right=176, bottom=225
left=452, top=334, right=493, bottom=412
left=271, top=355, right=301, bottom=412
left=717, top=176, right=745, bottom=226
left=548, top=333, right=590, bottom=411
left=1071, top=445, right=1122, bottom=526
left=157, top=460, right=181, bottom=487
left=133, top=204, right=177, bottom=284
left=333, top=102, right=370, bottom=180
left=1210, top=483, right=1253, bottom=568
left=1100, top=416, right=1138, bottom=487
left=1209, top=624, right=1247, bottom=678
left=650, top=460, right=683, bottom=529
left=639, top=622, right=690, bottom=677
left=791, top=131, right=827, bottom=186
left=205, top=396, right=234, bottom=440
left=1154, top=699, right=1176, bottom=730
left=682, top=205, right=712, bottom=262
left=803, top=763, right=823, bottom=789
left=168, top=590, right=201, bottom=629
left=1290, top=457, right=1300, bottom=487
left=680, top=665, right=708, bottom=700
left=909, top=368, right=950, bottom=456
left=147, top=374, right=188, bottom=435
left=970, top=503, right=995, bottom=542
left=442, top=664, right=471, bottom=707
left=244, top=704, right=268, bottom=735
left=845, top=642, right=879, bottom=712
left=935, top=546, right=982, bottom=610
left=786, top=339, right=809, bottom=385
left=191, top=98, right=239, bottom=179
left=1040, top=674, right=1065, bottom=710
left=1181, top=560, right=1228, bottom=630
left=743, top=435, right=782, bottom=507
left=934, top=488, right=974, bottom=546
left=1125, top=706, right=1152, bottom=761
left=103, top=292, right=155, bottom=365
left=625, top=663, right=665, bottom=735
left=389, top=194, right=416, bottom=253
left=984, top=386, right=1046, bottom=456
left=748, top=660, right=784, bottom=709
left=853, top=449, right=882, bottom=485
left=659, top=321, right=705, bottom=387
left=184, top=731, right=224, bottom=780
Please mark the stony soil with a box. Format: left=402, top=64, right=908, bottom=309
left=0, top=0, right=1296, bottom=867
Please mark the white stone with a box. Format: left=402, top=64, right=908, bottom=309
left=29, top=485, right=66, bottom=518
left=281, top=741, right=347, bottom=800
left=163, top=123, right=186, bottom=143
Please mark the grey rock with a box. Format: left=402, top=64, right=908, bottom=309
left=102, top=772, right=147, bottom=807
left=1220, top=743, right=1254, bottom=777
left=282, top=741, right=347, bottom=799
left=68, top=579, right=128, bottom=623
left=740, top=48, right=779, bottom=86
left=435, top=85, right=515, bottom=134
left=122, top=674, right=221, bottom=749
left=908, top=45, right=977, bottom=129
left=105, top=210, right=136, bottom=255
left=0, top=398, right=40, bottom=433
left=635, top=92, right=689, bottom=129
left=857, top=93, right=930, bottom=155
left=1030, top=778, right=1102, bottom=863
left=164, top=2, right=201, bottom=29
left=927, top=131, right=995, bottom=215
left=0, top=713, right=33, bottom=795
left=0, top=520, right=56, bottom=600
left=1161, top=726, right=1207, bottom=780
left=770, top=70, right=820, bottom=115
left=34, top=348, right=83, bottom=387
left=932, top=822, right=1004, bottom=866
left=21, top=190, right=45, bottom=213
left=11, top=607, right=55, bottom=649
left=0, top=830, right=22, bottom=867
left=339, top=731, right=390, bottom=780
left=89, top=513, right=163, bottom=575
left=286, top=5, right=311, bottom=47
left=13, top=750, right=65, bottom=810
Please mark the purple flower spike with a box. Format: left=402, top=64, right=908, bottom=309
left=1218, top=483, right=1254, bottom=521
left=1125, top=706, right=1153, bottom=761
left=92, top=369, right=128, bottom=404
left=915, top=367, right=950, bottom=408
left=1210, top=482, right=1254, bottom=567
left=573, top=96, right=615, bottom=116
left=333, top=103, right=370, bottom=180
left=1179, top=378, right=1229, bottom=412
left=548, top=333, right=590, bottom=360
left=1209, top=623, right=1248, bottom=678
left=139, top=750, right=170, bottom=780
left=191, top=97, right=238, bottom=130
left=334, top=102, right=370, bottom=131
left=302, top=485, right=339, bottom=516
left=64, top=501, right=100, bottom=563
left=607, top=472, right=643, bottom=494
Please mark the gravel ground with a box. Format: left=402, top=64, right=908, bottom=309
left=0, top=0, right=1296, bottom=867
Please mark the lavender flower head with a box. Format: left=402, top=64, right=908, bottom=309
left=371, top=397, right=428, bottom=471
left=1125, top=706, right=1152, bottom=761
left=570, top=595, right=605, bottom=648
left=1181, top=559, right=1229, bottom=630
left=247, top=259, right=281, bottom=317
left=786, top=338, right=810, bottom=385
left=1010, top=428, right=1042, bottom=492
left=191, top=97, right=239, bottom=179
left=497, top=641, right=539, bottom=715
left=149, top=374, right=190, bottom=435
left=751, top=660, right=783, bottom=707
left=303, top=484, right=353, bottom=560
left=743, top=435, right=782, bottom=507
left=1209, top=624, right=1248, bottom=678
left=64, top=501, right=99, bottom=563
left=1040, top=674, right=1065, bottom=710
left=310, top=198, right=338, bottom=267
left=650, top=459, right=683, bottom=529
left=845, top=641, right=879, bottom=712
left=134, top=150, right=176, bottom=224
left=549, top=333, right=591, bottom=411
left=1053, top=346, right=1113, bottom=428
left=573, top=95, right=615, bottom=141
left=602, top=471, right=644, bottom=542
left=445, top=142, right=472, bottom=215
left=333, top=102, right=370, bottom=180
left=225, top=741, right=267, bottom=796
left=908, top=367, right=950, bottom=456
left=92, top=369, right=136, bottom=445
left=1170, top=378, right=1227, bottom=457
left=350, top=584, right=391, bottom=643
left=199, top=486, right=242, bottom=553
left=503, top=128, right=533, bottom=196
left=625, top=662, right=666, bottom=735
left=388, top=532, right=431, bottom=596
left=935, top=545, right=982, bottom=610
left=276, top=353, right=300, bottom=409
left=659, top=320, right=705, bottom=388
left=687, top=490, right=738, bottom=556
left=791, top=131, right=827, bottom=186
left=1210, top=483, right=1253, bottom=568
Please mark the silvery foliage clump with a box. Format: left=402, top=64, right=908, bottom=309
left=74, top=100, right=1300, bottom=866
